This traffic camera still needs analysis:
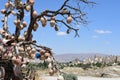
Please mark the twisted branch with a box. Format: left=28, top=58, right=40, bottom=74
left=25, top=0, right=95, bottom=40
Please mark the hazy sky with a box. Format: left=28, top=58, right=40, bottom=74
left=0, top=0, right=120, bottom=55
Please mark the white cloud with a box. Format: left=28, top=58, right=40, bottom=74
left=92, top=35, right=98, bottom=39
left=95, top=29, right=112, bottom=34
left=56, top=31, right=67, bottom=36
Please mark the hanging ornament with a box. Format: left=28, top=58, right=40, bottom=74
left=18, top=56, right=22, bottom=60
left=21, top=64, right=27, bottom=68
left=49, top=68, right=54, bottom=76
left=33, top=22, right=39, bottom=31
left=8, top=53, right=13, bottom=57
left=26, top=46, right=31, bottom=51
left=20, top=25, right=24, bottom=29
left=45, top=57, right=52, bottom=63
left=35, top=53, right=41, bottom=59
left=3, top=53, right=7, bottom=58
left=9, top=1, right=13, bottom=6
left=14, top=0, right=21, bottom=6
left=17, top=1, right=23, bottom=9
left=67, top=14, right=72, bottom=24
left=0, top=29, right=5, bottom=34
left=4, top=33, right=9, bottom=37
left=29, top=0, right=34, bottom=5
left=17, top=19, right=21, bottom=25
left=40, top=49, right=46, bottom=55
left=32, top=10, right=37, bottom=18
left=11, top=43, right=16, bottom=46
left=40, top=55, right=45, bottom=60
left=1, top=9, right=6, bottom=14
left=5, top=2, right=10, bottom=9
left=11, top=36, right=15, bottom=39
left=45, top=52, right=51, bottom=58
left=40, top=16, right=47, bottom=27
left=15, top=58, right=22, bottom=66
left=18, top=46, right=24, bottom=52
left=66, top=29, right=71, bottom=34
left=25, top=5, right=31, bottom=12
left=12, top=55, right=22, bottom=66
left=48, top=63, right=53, bottom=69
left=18, top=36, right=25, bottom=42
left=50, top=16, right=55, bottom=27
left=29, top=50, right=35, bottom=58
left=24, top=31, right=28, bottom=38
left=29, top=53, right=35, bottom=59
left=54, top=24, right=59, bottom=31
left=22, top=21, right=27, bottom=27
left=31, top=47, right=36, bottom=53
left=14, top=20, right=18, bottom=25
left=50, top=20, right=55, bottom=27
left=11, top=10, right=16, bottom=15
left=1, top=38, right=8, bottom=44
left=12, top=56, right=16, bottom=62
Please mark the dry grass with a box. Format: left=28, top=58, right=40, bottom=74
left=62, top=67, right=102, bottom=77
left=35, top=76, right=43, bottom=80
left=33, top=66, right=120, bottom=79
left=34, top=67, right=102, bottom=78
left=35, top=69, right=49, bottom=80
left=36, top=69, right=49, bottom=75
left=61, top=66, right=120, bottom=77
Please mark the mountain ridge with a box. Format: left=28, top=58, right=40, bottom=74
left=54, top=53, right=109, bottom=62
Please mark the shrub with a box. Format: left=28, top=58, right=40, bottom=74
left=93, top=62, right=102, bottom=67
left=62, top=73, right=78, bottom=80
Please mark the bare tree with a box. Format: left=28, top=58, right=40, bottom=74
left=0, top=0, right=95, bottom=79
left=1, top=0, right=95, bottom=41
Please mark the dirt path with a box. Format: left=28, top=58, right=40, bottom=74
left=42, top=76, right=120, bottom=80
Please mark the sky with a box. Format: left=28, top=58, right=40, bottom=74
left=0, top=0, right=120, bottom=55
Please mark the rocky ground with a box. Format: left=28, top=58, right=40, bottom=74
left=62, top=65, right=120, bottom=78
left=36, top=65, right=120, bottom=80
left=42, top=76, right=120, bottom=80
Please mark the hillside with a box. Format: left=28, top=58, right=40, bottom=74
left=54, top=53, right=107, bottom=62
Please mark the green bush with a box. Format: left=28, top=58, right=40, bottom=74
left=26, top=61, right=48, bottom=69
left=62, top=73, right=78, bottom=80
left=37, top=61, right=48, bottom=69
left=75, top=63, right=91, bottom=69
left=58, top=64, right=65, bottom=69
left=93, top=62, right=102, bottom=67
left=118, top=62, right=120, bottom=65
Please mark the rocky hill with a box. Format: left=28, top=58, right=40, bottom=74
left=54, top=53, right=107, bottom=62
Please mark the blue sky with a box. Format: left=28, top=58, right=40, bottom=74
left=0, top=0, right=120, bottom=55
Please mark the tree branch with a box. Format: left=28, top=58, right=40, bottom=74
left=57, top=0, right=69, bottom=12
left=15, top=8, right=24, bottom=42
left=24, top=0, right=95, bottom=39
left=79, top=0, right=96, bottom=4
left=55, top=19, right=79, bottom=37
left=26, top=5, right=34, bottom=41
